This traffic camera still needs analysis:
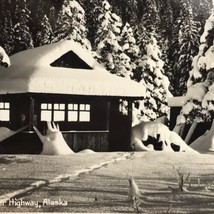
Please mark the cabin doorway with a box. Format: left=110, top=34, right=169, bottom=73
left=109, top=100, right=132, bottom=151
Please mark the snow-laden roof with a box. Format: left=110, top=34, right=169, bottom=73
left=0, top=40, right=145, bottom=98
left=9, top=40, right=97, bottom=68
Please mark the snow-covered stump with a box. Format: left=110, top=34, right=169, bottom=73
left=34, top=122, right=74, bottom=155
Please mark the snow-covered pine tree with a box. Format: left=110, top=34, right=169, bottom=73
left=51, top=8, right=69, bottom=43
left=34, top=0, right=53, bottom=47
left=107, top=0, right=138, bottom=26
left=158, top=0, right=174, bottom=39
left=130, top=0, right=172, bottom=122
left=134, top=31, right=171, bottom=121
left=191, top=0, right=212, bottom=27
left=158, top=0, right=175, bottom=91
left=34, top=15, right=53, bottom=47
left=179, top=7, right=214, bottom=125
left=120, top=23, right=139, bottom=78
left=140, top=0, right=160, bottom=33
left=0, top=0, right=15, bottom=55
left=53, top=0, right=91, bottom=50
left=80, top=0, right=100, bottom=47
left=48, top=6, right=57, bottom=31
left=171, top=1, right=200, bottom=96
left=94, top=0, right=132, bottom=78
left=188, top=7, right=214, bottom=87
left=13, top=0, right=34, bottom=53
left=177, top=1, right=214, bottom=152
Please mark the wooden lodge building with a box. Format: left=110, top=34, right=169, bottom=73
left=0, top=40, right=145, bottom=154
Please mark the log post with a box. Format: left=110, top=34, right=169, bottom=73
left=29, top=96, right=35, bottom=131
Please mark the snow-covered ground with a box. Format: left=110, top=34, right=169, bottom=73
left=0, top=152, right=214, bottom=213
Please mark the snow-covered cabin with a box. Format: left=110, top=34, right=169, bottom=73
left=0, top=40, right=145, bottom=153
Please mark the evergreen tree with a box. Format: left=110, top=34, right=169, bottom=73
left=13, top=0, right=34, bottom=53
left=34, top=15, right=53, bottom=47
left=180, top=8, right=214, bottom=124
left=120, top=22, right=139, bottom=77
left=81, top=0, right=100, bottom=47
left=171, top=1, right=200, bottom=96
left=191, top=0, right=212, bottom=25
left=158, top=0, right=174, bottom=38
left=49, top=6, right=58, bottom=31
left=108, top=0, right=138, bottom=25
left=53, top=0, right=91, bottom=50
left=94, top=0, right=132, bottom=78
left=0, top=15, right=15, bottom=55
left=158, top=0, right=174, bottom=88
left=52, top=9, right=69, bottom=42
left=188, top=7, right=214, bottom=87
left=33, top=0, right=53, bottom=46
left=0, top=0, right=15, bottom=55
left=140, top=0, right=160, bottom=33
left=134, top=31, right=171, bottom=121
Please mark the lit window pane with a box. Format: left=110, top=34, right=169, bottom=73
left=68, top=104, right=78, bottom=110
left=74, top=104, right=78, bottom=110
left=5, top=103, right=10, bottom=109
left=68, top=104, right=73, bottom=110
left=48, top=104, right=52, bottom=109
left=0, top=110, right=10, bottom=121
left=79, top=112, right=90, bottom=122
left=80, top=104, right=85, bottom=110
left=53, top=111, right=65, bottom=121
left=85, top=104, right=90, bottom=111
left=41, top=110, right=52, bottom=121
left=60, top=104, right=65, bottom=110
left=0, top=103, right=4, bottom=108
left=41, top=103, right=47, bottom=109
left=68, top=111, right=78, bottom=121
left=54, top=104, right=59, bottom=110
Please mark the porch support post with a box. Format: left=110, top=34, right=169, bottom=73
left=106, top=101, right=111, bottom=130
left=29, top=96, right=35, bottom=131
left=127, top=99, right=133, bottom=150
